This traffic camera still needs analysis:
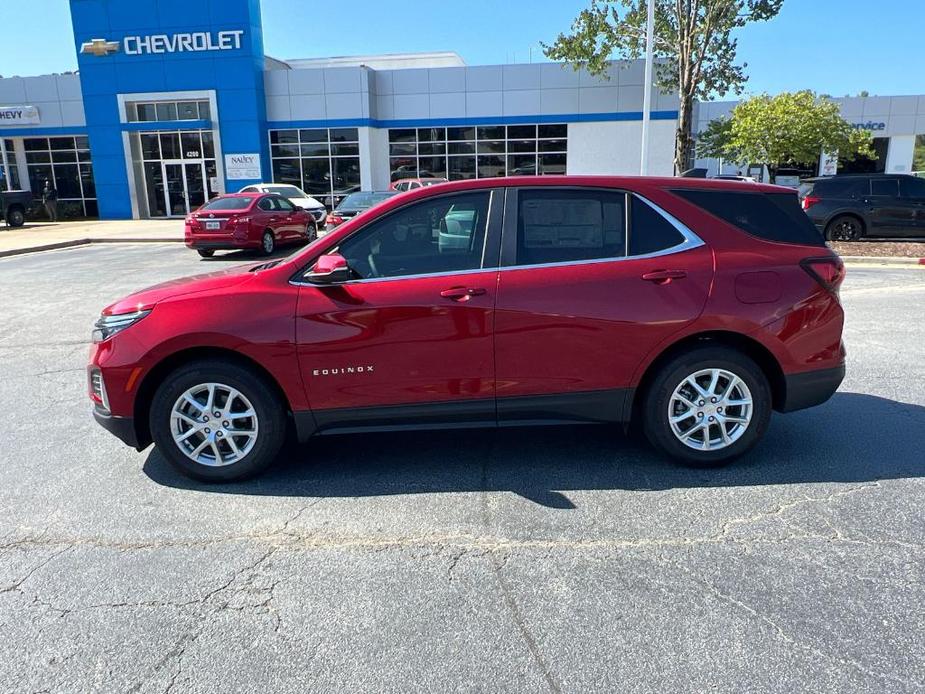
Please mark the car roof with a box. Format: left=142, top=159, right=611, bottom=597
left=220, top=192, right=263, bottom=198
left=380, top=175, right=791, bottom=196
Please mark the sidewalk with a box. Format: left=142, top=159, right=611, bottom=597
left=0, top=219, right=183, bottom=258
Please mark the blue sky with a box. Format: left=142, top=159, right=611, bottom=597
left=1, top=0, right=923, bottom=98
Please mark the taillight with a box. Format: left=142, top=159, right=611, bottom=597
left=327, top=213, right=343, bottom=226
left=802, top=195, right=820, bottom=210
left=801, top=256, right=845, bottom=294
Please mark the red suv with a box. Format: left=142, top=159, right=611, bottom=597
left=90, top=176, right=845, bottom=481
left=185, top=193, right=315, bottom=258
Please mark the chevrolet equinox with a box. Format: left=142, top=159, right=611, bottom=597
left=89, top=176, right=846, bottom=481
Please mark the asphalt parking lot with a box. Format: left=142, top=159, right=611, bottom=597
left=0, top=243, right=923, bottom=693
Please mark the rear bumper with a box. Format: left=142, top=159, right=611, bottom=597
left=93, top=408, right=142, bottom=449
left=779, top=364, right=845, bottom=413
left=185, top=235, right=256, bottom=250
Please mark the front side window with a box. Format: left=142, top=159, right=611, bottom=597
left=337, top=192, right=490, bottom=280
left=514, top=189, right=627, bottom=266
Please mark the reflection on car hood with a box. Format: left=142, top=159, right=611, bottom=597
left=289, top=198, right=325, bottom=210
left=103, top=265, right=257, bottom=315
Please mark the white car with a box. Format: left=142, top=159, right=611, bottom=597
left=237, top=184, right=327, bottom=229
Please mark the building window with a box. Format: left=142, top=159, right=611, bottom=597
left=23, top=136, right=97, bottom=217
left=268, top=128, right=361, bottom=208
left=388, top=124, right=567, bottom=182
left=840, top=136, right=890, bottom=174
left=0, top=139, right=21, bottom=190
left=128, top=100, right=211, bottom=122
left=913, top=135, right=925, bottom=174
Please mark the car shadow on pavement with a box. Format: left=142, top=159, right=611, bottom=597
left=143, top=392, right=925, bottom=508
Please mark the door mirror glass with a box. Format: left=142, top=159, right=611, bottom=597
left=306, top=253, right=351, bottom=284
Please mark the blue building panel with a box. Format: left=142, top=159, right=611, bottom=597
left=70, top=0, right=268, bottom=218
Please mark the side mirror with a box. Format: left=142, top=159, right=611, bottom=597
left=306, top=253, right=351, bottom=284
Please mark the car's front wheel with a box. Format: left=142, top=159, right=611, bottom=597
left=149, top=359, right=286, bottom=481
left=642, top=346, right=771, bottom=466
left=825, top=215, right=864, bottom=242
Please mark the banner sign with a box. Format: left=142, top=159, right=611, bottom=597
left=0, top=105, right=40, bottom=125
left=225, top=153, right=261, bottom=180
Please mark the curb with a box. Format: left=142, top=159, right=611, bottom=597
left=840, top=255, right=925, bottom=267
left=0, top=236, right=182, bottom=259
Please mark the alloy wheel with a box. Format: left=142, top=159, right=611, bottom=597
left=169, top=383, right=259, bottom=466
left=667, top=368, right=753, bottom=451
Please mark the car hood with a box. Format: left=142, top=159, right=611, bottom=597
left=290, top=198, right=325, bottom=210
left=103, top=265, right=258, bottom=315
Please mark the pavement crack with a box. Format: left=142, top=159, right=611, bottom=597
left=490, top=553, right=562, bottom=694
left=678, top=565, right=924, bottom=690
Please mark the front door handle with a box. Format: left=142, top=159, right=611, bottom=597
left=641, top=269, right=687, bottom=284
left=440, top=287, right=487, bottom=301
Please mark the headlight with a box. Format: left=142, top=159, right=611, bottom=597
left=92, top=309, right=151, bottom=343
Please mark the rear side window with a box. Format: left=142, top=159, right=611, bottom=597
left=516, top=189, right=626, bottom=265
left=814, top=178, right=868, bottom=198
left=629, top=197, right=685, bottom=255
left=672, top=189, right=824, bottom=246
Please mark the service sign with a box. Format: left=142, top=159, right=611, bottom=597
left=225, top=153, right=261, bottom=180
left=0, top=105, right=40, bottom=125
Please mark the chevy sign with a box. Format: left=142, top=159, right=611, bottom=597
left=82, top=30, right=245, bottom=57
left=0, top=105, right=40, bottom=125
left=125, top=30, right=244, bottom=55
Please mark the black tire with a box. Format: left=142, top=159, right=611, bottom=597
left=642, top=346, right=771, bottom=467
left=825, top=215, right=864, bottom=242
left=149, top=359, right=287, bottom=482
left=197, top=249, right=215, bottom=258
left=6, top=206, right=25, bottom=227
left=308, top=221, right=318, bottom=242
left=261, top=230, right=275, bottom=256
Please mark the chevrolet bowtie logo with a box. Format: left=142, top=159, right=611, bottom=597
left=80, top=38, right=120, bottom=57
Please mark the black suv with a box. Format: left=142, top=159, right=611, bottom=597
left=800, top=174, right=925, bottom=241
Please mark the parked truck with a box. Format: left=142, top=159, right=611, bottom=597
left=0, top=190, right=32, bottom=227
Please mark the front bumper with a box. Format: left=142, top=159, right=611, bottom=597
left=93, top=407, right=143, bottom=449
left=779, top=364, right=845, bottom=412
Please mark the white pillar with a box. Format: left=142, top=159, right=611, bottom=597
left=639, top=0, right=655, bottom=175
left=0, top=138, right=11, bottom=192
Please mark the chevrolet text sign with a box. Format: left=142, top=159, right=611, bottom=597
left=124, top=30, right=244, bottom=55
left=82, top=30, right=245, bottom=57
left=0, top=105, right=40, bottom=125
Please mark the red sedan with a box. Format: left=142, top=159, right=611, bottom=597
left=91, top=176, right=845, bottom=481
left=184, top=193, right=315, bottom=258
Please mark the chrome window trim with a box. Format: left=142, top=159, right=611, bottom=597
left=290, top=188, right=704, bottom=287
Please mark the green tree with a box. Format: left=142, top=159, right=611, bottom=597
left=544, top=0, right=783, bottom=174
left=697, top=91, right=874, bottom=175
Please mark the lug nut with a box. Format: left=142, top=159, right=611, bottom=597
left=216, top=431, right=223, bottom=438
left=222, top=421, right=230, bottom=428
left=711, top=397, right=718, bottom=403
left=698, top=412, right=704, bottom=418
left=204, top=428, right=211, bottom=434
left=213, top=411, right=220, bottom=418
left=202, top=416, right=208, bottom=422
left=708, top=416, right=715, bottom=422
left=717, top=407, right=723, bottom=413
left=698, top=400, right=705, bottom=406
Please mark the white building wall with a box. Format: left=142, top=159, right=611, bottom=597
left=885, top=134, right=915, bottom=174
left=367, top=127, right=391, bottom=190
left=567, top=120, right=675, bottom=176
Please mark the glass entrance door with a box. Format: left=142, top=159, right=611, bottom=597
left=159, top=160, right=208, bottom=216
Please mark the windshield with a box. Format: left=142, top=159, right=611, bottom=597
left=199, top=197, right=252, bottom=211
left=337, top=192, right=395, bottom=210
left=264, top=185, right=306, bottom=198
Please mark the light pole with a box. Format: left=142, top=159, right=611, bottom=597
left=639, top=0, right=655, bottom=175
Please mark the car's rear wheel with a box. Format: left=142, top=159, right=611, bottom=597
left=197, top=249, right=215, bottom=258
left=642, top=346, right=771, bottom=466
left=149, top=359, right=286, bottom=481
left=261, top=230, right=275, bottom=255
left=825, top=215, right=864, bottom=241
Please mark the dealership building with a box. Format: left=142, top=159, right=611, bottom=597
left=0, top=0, right=923, bottom=219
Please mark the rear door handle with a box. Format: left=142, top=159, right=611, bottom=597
left=642, top=269, right=687, bottom=284
left=440, top=287, right=487, bottom=301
